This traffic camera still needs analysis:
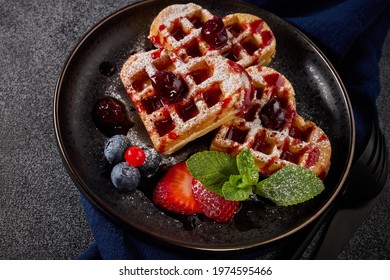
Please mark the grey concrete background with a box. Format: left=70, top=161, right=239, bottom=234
left=0, top=0, right=389, bottom=259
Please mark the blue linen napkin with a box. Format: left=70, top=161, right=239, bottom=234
left=77, top=0, right=390, bottom=260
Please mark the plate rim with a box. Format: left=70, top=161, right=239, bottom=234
left=53, top=0, right=356, bottom=251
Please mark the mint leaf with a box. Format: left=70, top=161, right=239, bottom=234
left=222, top=179, right=252, bottom=201
left=229, top=174, right=242, bottom=186
left=236, top=149, right=259, bottom=185
left=255, top=165, right=324, bottom=206
left=186, top=151, right=239, bottom=195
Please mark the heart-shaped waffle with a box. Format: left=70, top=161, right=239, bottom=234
left=210, top=66, right=331, bottom=179
left=120, top=48, right=253, bottom=155
left=149, top=3, right=276, bottom=68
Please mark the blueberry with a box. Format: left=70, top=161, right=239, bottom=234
left=110, top=162, right=140, bottom=191
left=138, top=145, right=162, bottom=177
left=104, top=135, right=130, bottom=164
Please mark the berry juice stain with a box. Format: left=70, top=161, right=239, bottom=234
left=99, top=62, right=116, bottom=76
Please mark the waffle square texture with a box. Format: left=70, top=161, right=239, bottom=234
left=149, top=3, right=276, bottom=68
left=120, top=48, right=254, bottom=155
left=210, top=66, right=332, bottom=179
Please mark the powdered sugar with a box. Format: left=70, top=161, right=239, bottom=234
left=211, top=66, right=332, bottom=178
left=120, top=47, right=253, bottom=155
left=149, top=4, right=276, bottom=68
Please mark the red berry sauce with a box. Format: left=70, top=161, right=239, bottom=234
left=175, top=100, right=199, bottom=122
left=141, top=96, right=164, bottom=114
left=171, top=20, right=186, bottom=41
left=225, top=127, right=248, bottom=144
left=155, top=117, right=175, bottom=137
left=252, top=131, right=274, bottom=155
left=189, top=16, right=204, bottom=28
left=241, top=38, right=259, bottom=55
left=226, top=22, right=243, bottom=37
left=189, top=67, right=211, bottom=85
left=201, top=85, right=222, bottom=108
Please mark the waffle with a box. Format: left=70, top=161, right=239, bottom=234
left=210, top=66, right=331, bottom=179
left=149, top=3, right=276, bottom=68
left=120, top=48, right=254, bottom=155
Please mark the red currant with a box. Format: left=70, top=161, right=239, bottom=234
left=124, top=146, right=146, bottom=167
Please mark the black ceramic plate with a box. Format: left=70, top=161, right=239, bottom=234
left=54, top=0, right=355, bottom=251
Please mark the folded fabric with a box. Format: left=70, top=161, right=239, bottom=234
left=78, top=0, right=390, bottom=260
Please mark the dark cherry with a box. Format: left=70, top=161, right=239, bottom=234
left=201, top=17, right=228, bottom=49
left=150, top=70, right=188, bottom=103
left=93, top=97, right=125, bottom=126
left=99, top=62, right=116, bottom=76
left=92, top=96, right=133, bottom=136
left=259, top=97, right=286, bottom=131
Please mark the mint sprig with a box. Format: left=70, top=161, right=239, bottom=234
left=221, top=150, right=258, bottom=200
left=236, top=149, right=259, bottom=185
left=186, top=149, right=325, bottom=206
left=222, top=179, right=253, bottom=201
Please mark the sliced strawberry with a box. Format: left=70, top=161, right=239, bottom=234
left=152, top=162, right=200, bottom=215
left=192, top=179, right=240, bottom=223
